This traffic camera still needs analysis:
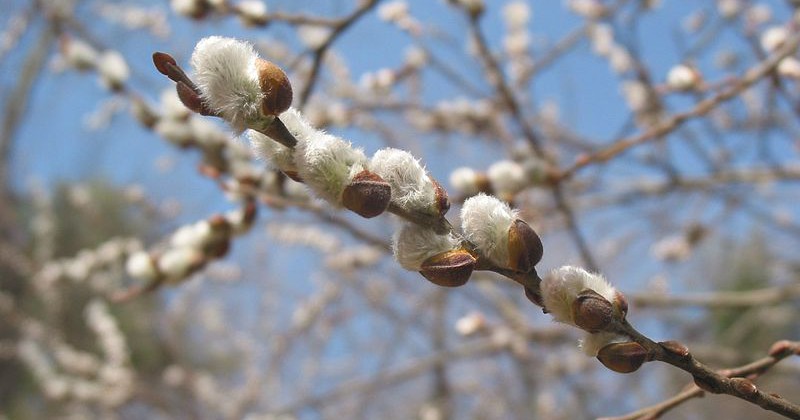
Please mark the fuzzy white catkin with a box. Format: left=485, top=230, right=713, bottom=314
left=97, top=51, right=129, bottom=89
left=378, top=1, right=408, bottom=22
left=160, top=88, right=191, bottom=120
left=238, top=0, right=267, bottom=21
left=170, top=221, right=214, bottom=249
left=125, top=251, right=157, bottom=281
left=294, top=130, right=367, bottom=206
left=298, top=25, right=330, bottom=49
left=589, top=24, right=614, bottom=57
left=155, top=119, right=193, bottom=147
left=249, top=107, right=320, bottom=173
left=460, top=194, right=516, bottom=267
left=393, top=223, right=459, bottom=270
left=502, top=1, right=530, bottom=29
left=568, top=0, right=605, bottom=19
left=487, top=160, right=527, bottom=196
left=455, top=311, right=487, bottom=336
left=540, top=266, right=617, bottom=326
left=157, top=247, right=202, bottom=283
left=761, top=26, right=788, bottom=53
left=371, top=148, right=436, bottom=214
left=666, top=64, right=699, bottom=91
left=189, top=117, right=226, bottom=146
left=248, top=130, right=296, bottom=173
left=280, top=108, right=318, bottom=143
left=63, top=38, right=98, bottom=70
left=449, top=167, right=481, bottom=196
left=778, top=57, right=800, bottom=79
left=191, top=36, right=263, bottom=132
left=718, top=0, right=741, bottom=19
left=171, top=0, right=203, bottom=17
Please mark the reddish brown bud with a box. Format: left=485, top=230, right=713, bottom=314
left=597, top=342, right=650, bottom=374
left=659, top=340, right=690, bottom=359
left=419, top=249, right=476, bottom=287
left=431, top=178, right=450, bottom=216
left=342, top=170, right=392, bottom=218
left=730, top=378, right=758, bottom=396
left=255, top=58, right=293, bottom=116
left=506, top=219, right=543, bottom=272
left=153, top=52, right=177, bottom=76
left=571, top=289, right=613, bottom=333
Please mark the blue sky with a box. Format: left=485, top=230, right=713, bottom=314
left=4, top=1, right=800, bottom=414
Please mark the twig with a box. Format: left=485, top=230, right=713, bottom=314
left=557, top=31, right=800, bottom=182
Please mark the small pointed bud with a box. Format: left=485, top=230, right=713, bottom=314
left=255, top=58, right=293, bottom=116
left=419, top=249, right=476, bottom=287
left=768, top=340, right=798, bottom=357
left=431, top=178, right=450, bottom=216
left=730, top=378, right=758, bottom=396
left=597, top=342, right=650, bottom=374
left=153, top=52, right=177, bottom=76
left=342, top=170, right=392, bottom=218
left=693, top=375, right=720, bottom=393
left=507, top=219, right=543, bottom=272
left=571, top=289, right=613, bottom=333
left=660, top=340, right=690, bottom=359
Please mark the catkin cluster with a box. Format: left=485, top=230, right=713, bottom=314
left=152, top=36, right=642, bottom=371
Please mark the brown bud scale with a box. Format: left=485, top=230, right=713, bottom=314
left=597, top=342, right=650, bottom=374
left=506, top=219, right=543, bottom=272
left=571, top=289, right=613, bottom=333
left=420, top=249, right=476, bottom=287
left=153, top=52, right=177, bottom=76
left=431, top=178, right=450, bottom=216
left=255, top=58, right=293, bottom=116
left=342, top=170, right=392, bottom=218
